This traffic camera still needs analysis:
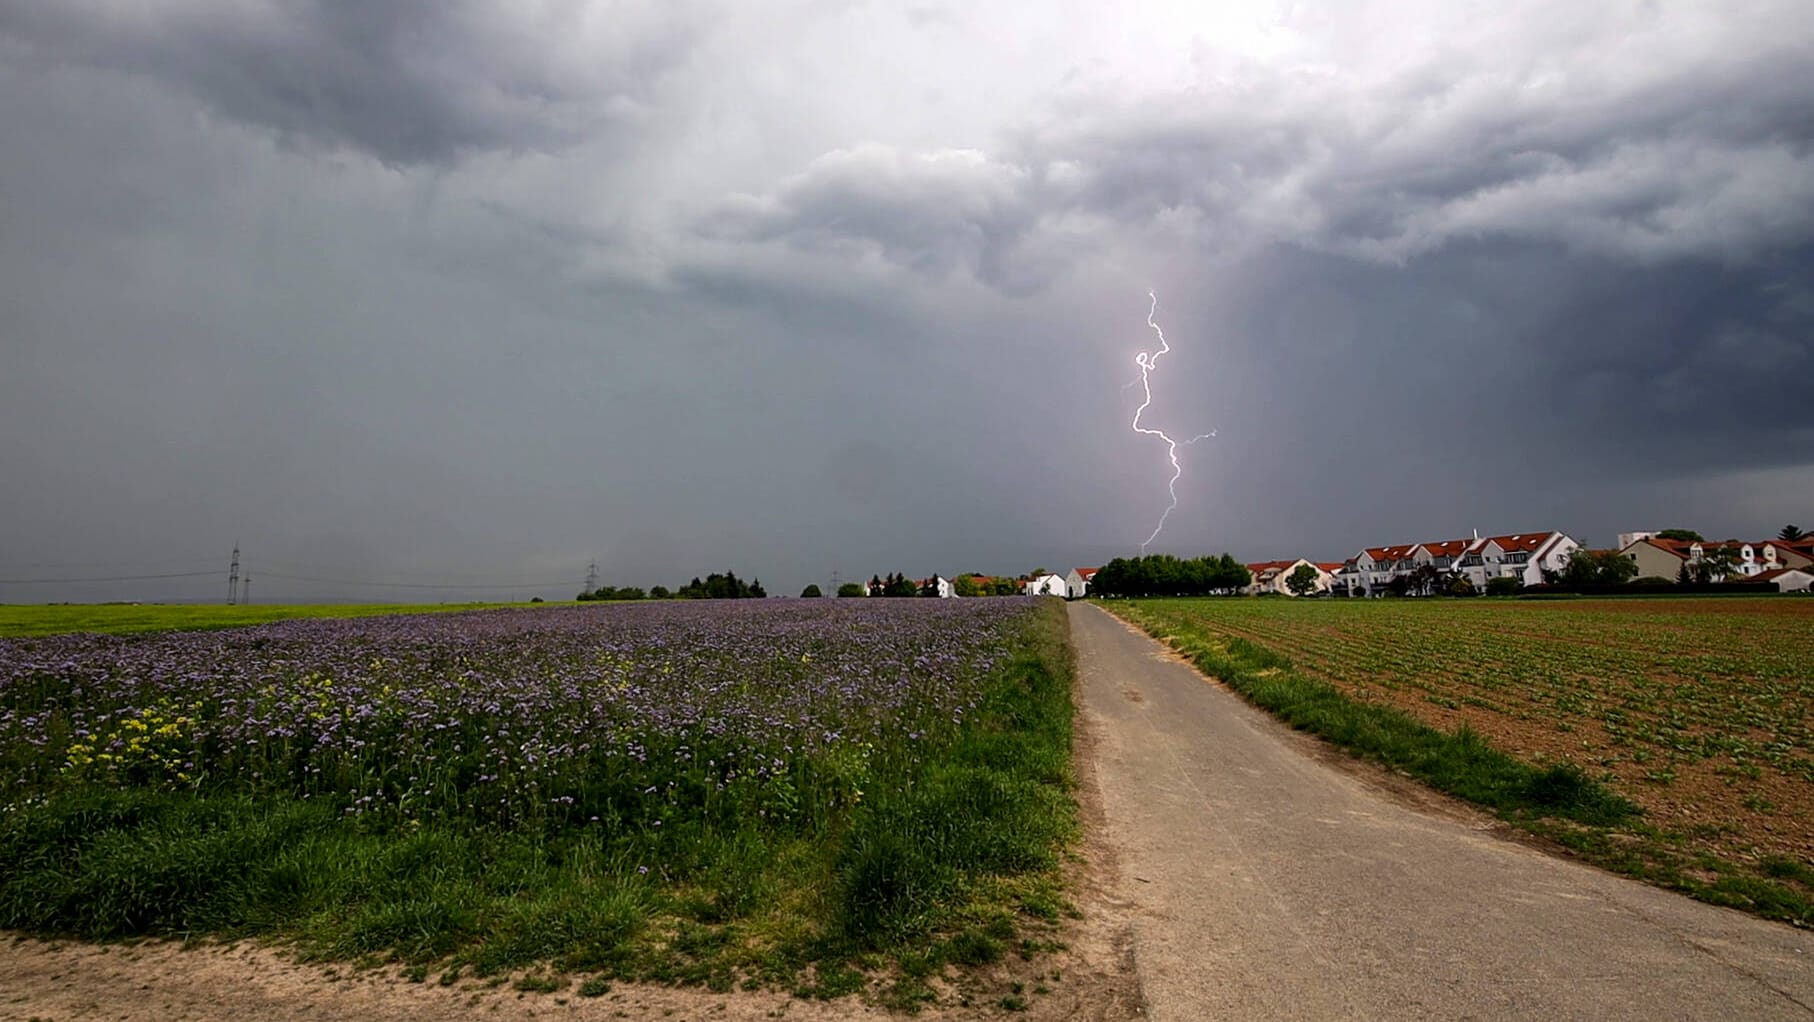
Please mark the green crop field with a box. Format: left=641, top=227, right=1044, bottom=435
left=1107, top=596, right=1814, bottom=925
left=0, top=601, right=561, bottom=638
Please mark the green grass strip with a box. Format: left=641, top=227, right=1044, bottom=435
left=1111, top=604, right=1636, bottom=827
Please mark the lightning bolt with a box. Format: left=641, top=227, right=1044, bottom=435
left=1132, top=290, right=1215, bottom=554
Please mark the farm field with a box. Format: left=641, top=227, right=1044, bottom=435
left=0, top=601, right=559, bottom=638
left=1110, top=596, right=1814, bottom=924
left=0, top=598, right=1077, bottom=1005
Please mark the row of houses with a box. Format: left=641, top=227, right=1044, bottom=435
left=906, top=531, right=1814, bottom=602
left=1251, top=530, right=1814, bottom=597
left=1332, top=531, right=1579, bottom=596
left=1618, top=533, right=1814, bottom=584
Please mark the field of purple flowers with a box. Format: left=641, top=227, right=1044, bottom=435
left=2, top=599, right=1017, bottom=826
left=0, top=598, right=1076, bottom=998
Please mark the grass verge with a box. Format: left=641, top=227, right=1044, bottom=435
left=1105, top=600, right=1811, bottom=927
left=0, top=600, right=1079, bottom=997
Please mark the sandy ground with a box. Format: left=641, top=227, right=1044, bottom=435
left=0, top=678, right=1144, bottom=1022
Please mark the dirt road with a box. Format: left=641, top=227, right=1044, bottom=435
left=1071, top=602, right=1813, bottom=1021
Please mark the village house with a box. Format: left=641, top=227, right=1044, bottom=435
left=1245, top=559, right=1339, bottom=596
left=1755, top=568, right=1814, bottom=593
left=1335, top=532, right=1579, bottom=595
left=1737, top=541, right=1814, bottom=576
left=916, top=575, right=954, bottom=598
left=1023, top=572, right=1066, bottom=597
left=1065, top=567, right=1097, bottom=599
left=1455, top=532, right=1580, bottom=589
left=1620, top=536, right=1698, bottom=579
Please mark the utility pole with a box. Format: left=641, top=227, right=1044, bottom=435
left=585, top=560, right=598, bottom=594
left=227, top=545, right=240, bottom=605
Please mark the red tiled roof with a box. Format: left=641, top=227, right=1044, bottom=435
left=1482, top=532, right=1559, bottom=553
left=1074, top=567, right=1098, bottom=579
left=1626, top=537, right=1693, bottom=559
left=1754, top=568, right=1802, bottom=581
left=1316, top=563, right=1345, bottom=573
left=1246, top=560, right=1297, bottom=574
left=1419, top=539, right=1472, bottom=558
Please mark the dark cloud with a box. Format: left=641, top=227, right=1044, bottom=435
left=712, top=13, right=1814, bottom=276
left=2, top=2, right=1811, bottom=601
left=0, top=0, right=704, bottom=164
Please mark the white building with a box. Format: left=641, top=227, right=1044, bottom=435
left=916, top=575, right=954, bottom=598
left=1756, top=568, right=1814, bottom=592
left=1617, top=531, right=1658, bottom=551
left=1023, top=573, right=1066, bottom=597
left=1246, top=559, right=1339, bottom=596
left=1735, top=541, right=1814, bottom=577
left=1065, top=567, right=1098, bottom=599
left=1336, top=532, right=1579, bottom=595
left=1455, top=532, right=1580, bottom=589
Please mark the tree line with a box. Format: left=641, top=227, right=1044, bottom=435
left=1090, top=554, right=1252, bottom=597
left=577, top=570, right=765, bottom=602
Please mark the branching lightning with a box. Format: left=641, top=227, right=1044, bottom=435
left=1132, top=290, right=1215, bottom=554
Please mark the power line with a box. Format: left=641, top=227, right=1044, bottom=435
left=0, top=571, right=221, bottom=584
left=249, top=559, right=575, bottom=586
left=251, top=570, right=573, bottom=591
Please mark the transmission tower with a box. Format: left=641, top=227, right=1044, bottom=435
left=830, top=570, right=842, bottom=596
left=227, top=545, right=240, bottom=605
left=585, top=560, right=599, bottom=594
left=242, top=576, right=251, bottom=605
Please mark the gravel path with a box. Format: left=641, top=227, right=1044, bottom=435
left=1071, top=601, right=1813, bottom=1021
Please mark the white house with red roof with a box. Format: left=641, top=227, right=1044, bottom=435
left=1455, top=532, right=1580, bottom=588
left=916, top=575, right=954, bottom=598
left=1065, top=567, right=1098, bottom=599
left=1246, top=559, right=1340, bottom=596
left=1755, top=568, right=1813, bottom=592
left=1023, top=572, right=1066, bottom=597
left=1736, top=541, right=1813, bottom=577
left=1335, top=531, right=1579, bottom=594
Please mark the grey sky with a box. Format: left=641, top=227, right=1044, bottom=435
left=2, top=0, right=1810, bottom=602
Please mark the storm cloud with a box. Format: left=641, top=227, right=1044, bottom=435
left=2, top=1, right=1811, bottom=602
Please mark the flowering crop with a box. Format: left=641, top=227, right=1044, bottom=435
left=0, top=599, right=1036, bottom=831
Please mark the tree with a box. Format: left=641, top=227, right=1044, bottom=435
left=988, top=576, right=1021, bottom=596
left=1556, top=548, right=1640, bottom=587
left=1658, top=529, right=1704, bottom=542
left=1485, top=576, right=1521, bottom=596
left=1445, top=573, right=1476, bottom=597
left=953, top=574, right=982, bottom=597
left=1285, top=563, right=1320, bottom=596
left=837, top=582, right=866, bottom=598
left=800, top=584, right=823, bottom=598
left=868, top=575, right=884, bottom=597
left=1691, top=544, right=1738, bottom=584
left=1405, top=563, right=1441, bottom=597
left=650, top=585, right=671, bottom=599
left=883, top=572, right=918, bottom=598
left=676, top=571, right=764, bottom=599
left=1088, top=553, right=1252, bottom=598
left=917, top=576, right=943, bottom=597
left=1781, top=525, right=1807, bottom=541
